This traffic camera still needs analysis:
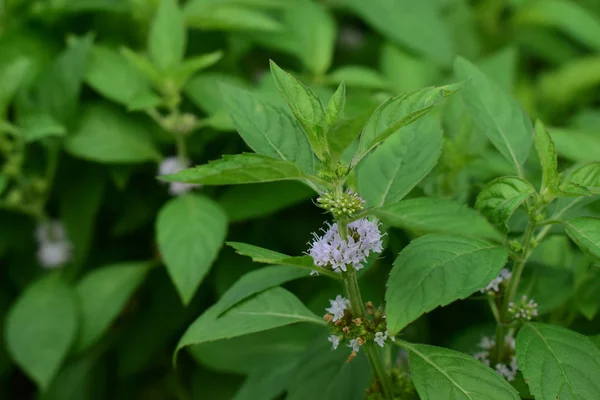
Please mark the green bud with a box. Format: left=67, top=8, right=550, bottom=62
left=316, top=190, right=366, bottom=218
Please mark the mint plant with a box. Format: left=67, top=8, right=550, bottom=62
left=1, top=0, right=600, bottom=399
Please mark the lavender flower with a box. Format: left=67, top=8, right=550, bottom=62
left=325, top=295, right=349, bottom=322
left=347, top=338, right=361, bottom=353
left=308, top=218, right=383, bottom=272
left=374, top=332, right=386, bottom=347
left=158, top=156, right=200, bottom=196
left=481, top=268, right=512, bottom=294
left=472, top=335, right=519, bottom=381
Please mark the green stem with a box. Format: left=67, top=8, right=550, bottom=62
left=494, top=219, right=536, bottom=363
left=174, top=133, right=188, bottom=164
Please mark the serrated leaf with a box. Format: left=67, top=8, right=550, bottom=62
left=348, top=0, right=454, bottom=66
left=226, top=241, right=340, bottom=279
left=325, top=82, right=346, bottom=134
left=120, top=47, right=162, bottom=84
left=475, top=177, right=536, bottom=231
left=5, top=276, right=78, bottom=391
left=563, top=162, right=600, bottom=194
left=455, top=57, right=533, bottom=176
left=171, top=51, right=222, bottom=88
left=353, top=83, right=461, bottom=163
left=534, top=120, right=559, bottom=193
left=176, top=287, right=324, bottom=356
left=221, top=84, right=315, bottom=173
left=157, top=194, right=227, bottom=304
left=401, top=341, right=520, bottom=400
left=563, top=217, right=600, bottom=259
left=357, top=115, right=443, bottom=206
left=269, top=61, right=326, bottom=159
left=76, top=262, right=149, bottom=351
left=65, top=103, right=161, bottom=164
left=516, top=323, right=600, bottom=399
left=386, top=234, right=508, bottom=334
left=372, top=197, right=502, bottom=241
left=161, top=153, right=318, bottom=186
left=85, top=45, right=154, bottom=106
left=149, top=0, right=186, bottom=71
left=548, top=127, right=600, bottom=163
left=326, top=113, right=371, bottom=166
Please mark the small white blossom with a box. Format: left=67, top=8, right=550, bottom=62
left=347, top=338, right=361, bottom=353
left=35, top=220, right=72, bottom=268
left=325, top=295, right=349, bottom=322
left=472, top=335, right=519, bottom=381
left=374, top=332, right=386, bottom=347
left=481, top=268, right=512, bottom=294
left=508, top=295, right=539, bottom=320
left=158, top=156, right=200, bottom=196
left=310, top=270, right=319, bottom=276
left=308, top=218, right=383, bottom=273
left=328, top=335, right=340, bottom=350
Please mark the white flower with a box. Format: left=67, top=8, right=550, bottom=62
left=328, top=335, right=340, bottom=350
left=481, top=268, right=512, bottom=294
left=35, top=220, right=72, bottom=268
left=158, top=156, right=200, bottom=196
left=326, top=295, right=349, bottom=322
left=347, top=338, right=361, bottom=353
left=374, top=332, right=386, bottom=347
left=473, top=335, right=519, bottom=381
left=308, top=218, right=383, bottom=272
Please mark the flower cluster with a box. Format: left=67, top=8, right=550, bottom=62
left=35, top=220, right=72, bottom=268
left=308, top=218, right=383, bottom=273
left=316, top=190, right=366, bottom=218
left=473, top=335, right=518, bottom=381
left=158, top=156, right=200, bottom=196
left=508, top=295, right=539, bottom=320
left=325, top=297, right=394, bottom=356
left=480, top=268, right=512, bottom=294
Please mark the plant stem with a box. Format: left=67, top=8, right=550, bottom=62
left=494, top=219, right=536, bottom=362
left=174, top=133, right=188, bottom=164
left=343, top=270, right=394, bottom=399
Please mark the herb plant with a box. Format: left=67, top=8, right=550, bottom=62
left=1, top=0, right=600, bottom=399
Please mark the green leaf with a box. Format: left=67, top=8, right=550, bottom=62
left=386, top=234, right=508, bottom=334
left=353, top=83, right=461, bottom=163
left=171, top=51, right=223, bottom=88
left=149, top=0, right=186, bottom=71
left=475, top=177, right=536, bottom=231
left=160, top=153, right=318, bottom=186
left=5, top=276, right=78, bottom=390
left=454, top=57, right=533, bottom=176
left=269, top=61, right=327, bottom=160
left=186, top=72, right=248, bottom=116
left=401, top=341, right=520, bottom=400
left=562, top=217, right=600, bottom=259
left=514, top=0, right=600, bottom=53
left=234, top=363, right=297, bottom=400
left=325, top=82, right=346, bottom=134
left=219, top=181, right=313, bottom=222
left=286, top=341, right=372, bottom=400
left=563, top=162, right=600, bottom=194
left=574, top=267, right=600, bottom=320
left=0, top=57, right=30, bottom=117
left=327, top=66, right=388, bottom=90
left=549, top=127, right=600, bottom=163
left=326, top=113, right=371, bottom=166
left=65, top=103, right=161, bottom=164
left=76, top=262, right=149, bottom=351
left=534, top=120, right=559, bottom=193
left=184, top=3, right=282, bottom=32
left=380, top=42, right=439, bottom=93
left=85, top=45, right=154, bottom=106
left=120, top=47, right=162, bottom=84
left=220, top=84, right=315, bottom=172
left=156, top=194, right=227, bottom=304
left=357, top=115, right=443, bottom=206
left=176, top=287, right=324, bottom=355
left=189, top=324, right=317, bottom=375
left=516, top=323, right=600, bottom=399
left=18, top=113, right=66, bottom=142
left=226, top=241, right=340, bottom=279
left=348, top=0, right=454, bottom=66
left=372, top=197, right=502, bottom=241
left=32, top=35, right=92, bottom=126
